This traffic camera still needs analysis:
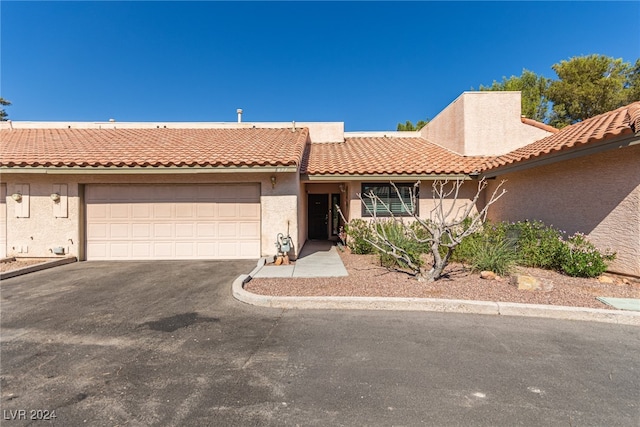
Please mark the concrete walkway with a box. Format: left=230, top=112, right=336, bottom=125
left=252, top=240, right=348, bottom=278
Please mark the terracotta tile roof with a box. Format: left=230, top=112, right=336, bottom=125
left=520, top=117, right=559, bottom=133
left=0, top=127, right=309, bottom=168
left=490, top=101, right=640, bottom=169
left=302, top=137, right=490, bottom=175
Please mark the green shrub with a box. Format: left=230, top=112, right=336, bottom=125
left=451, top=220, right=507, bottom=264
left=559, top=232, right=616, bottom=278
left=508, top=220, right=564, bottom=270
left=374, top=220, right=424, bottom=270
left=344, top=219, right=374, bottom=254
left=466, top=238, right=519, bottom=276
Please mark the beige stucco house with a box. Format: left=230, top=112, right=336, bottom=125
left=1, top=92, right=638, bottom=276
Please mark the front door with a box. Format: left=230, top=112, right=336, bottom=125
left=308, top=194, right=328, bottom=240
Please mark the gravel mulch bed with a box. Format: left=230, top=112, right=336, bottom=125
left=245, top=249, right=640, bottom=310
left=0, top=258, right=50, bottom=273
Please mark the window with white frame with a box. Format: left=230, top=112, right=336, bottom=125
left=361, top=183, right=417, bottom=217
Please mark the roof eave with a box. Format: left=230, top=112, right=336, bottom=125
left=0, top=165, right=299, bottom=174
left=482, top=133, right=640, bottom=179
left=301, top=173, right=471, bottom=181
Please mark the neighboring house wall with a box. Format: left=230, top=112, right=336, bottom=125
left=2, top=172, right=301, bottom=259
left=487, top=145, right=640, bottom=277
left=420, top=92, right=552, bottom=156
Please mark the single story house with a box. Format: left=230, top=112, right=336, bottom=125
left=1, top=92, right=638, bottom=276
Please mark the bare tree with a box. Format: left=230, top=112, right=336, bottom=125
left=356, top=178, right=506, bottom=282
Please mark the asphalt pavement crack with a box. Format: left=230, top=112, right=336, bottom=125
left=241, top=309, right=286, bottom=370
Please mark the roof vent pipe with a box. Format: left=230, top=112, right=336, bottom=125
left=292, top=121, right=296, bottom=132
left=237, top=109, right=243, bottom=123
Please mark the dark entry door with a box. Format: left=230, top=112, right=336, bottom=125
left=308, top=194, right=329, bottom=240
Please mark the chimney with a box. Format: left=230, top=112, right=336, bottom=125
left=237, top=108, right=243, bottom=123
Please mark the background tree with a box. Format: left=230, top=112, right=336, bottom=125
left=479, top=69, right=550, bottom=122
left=547, top=54, right=638, bottom=127
left=0, top=97, right=11, bottom=121
left=626, top=59, right=640, bottom=104
left=397, top=119, right=429, bottom=131
left=400, top=55, right=640, bottom=129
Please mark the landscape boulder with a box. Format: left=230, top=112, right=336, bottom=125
left=480, top=271, right=497, bottom=280
left=510, top=274, right=553, bottom=291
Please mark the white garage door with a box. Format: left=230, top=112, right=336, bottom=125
left=0, top=184, right=6, bottom=258
left=85, top=184, right=261, bottom=260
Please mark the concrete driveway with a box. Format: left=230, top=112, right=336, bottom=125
left=1, top=261, right=639, bottom=426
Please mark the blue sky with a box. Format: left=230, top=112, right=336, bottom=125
left=2, top=1, right=638, bottom=131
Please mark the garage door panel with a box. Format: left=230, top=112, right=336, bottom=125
left=239, top=203, right=260, bottom=218
left=218, top=203, right=238, bottom=218
left=176, top=223, right=195, bottom=238
left=109, top=243, right=130, bottom=258
left=154, top=204, right=172, bottom=218
left=86, top=184, right=260, bottom=260
left=87, top=223, right=108, bottom=239
left=153, top=242, right=173, bottom=257
left=132, top=243, right=151, bottom=258
left=110, top=223, right=129, bottom=238
left=153, top=223, right=173, bottom=238
left=219, top=241, right=238, bottom=256
left=239, top=222, right=260, bottom=238
left=87, top=242, right=108, bottom=258
left=132, top=223, right=151, bottom=238
left=88, top=204, right=108, bottom=219
left=240, top=242, right=260, bottom=257
left=196, top=242, right=217, bottom=257
left=196, top=223, right=217, bottom=237
left=218, top=223, right=238, bottom=238
left=196, top=203, right=215, bottom=218
left=110, top=204, right=129, bottom=219
left=176, top=204, right=194, bottom=218
left=175, top=242, right=194, bottom=257
left=132, top=204, right=151, bottom=218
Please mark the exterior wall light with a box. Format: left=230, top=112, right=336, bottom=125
left=50, top=193, right=61, bottom=202
left=270, top=176, right=277, bottom=189
left=11, top=193, right=22, bottom=202
left=339, top=184, right=346, bottom=193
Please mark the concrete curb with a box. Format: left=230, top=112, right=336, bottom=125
left=232, top=262, right=640, bottom=326
left=0, top=257, right=78, bottom=281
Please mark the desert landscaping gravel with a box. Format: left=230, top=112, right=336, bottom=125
left=246, top=249, right=640, bottom=310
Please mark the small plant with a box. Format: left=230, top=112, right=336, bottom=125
left=467, top=238, right=519, bottom=276
left=343, top=219, right=374, bottom=254
left=559, top=232, right=616, bottom=278
left=374, top=220, right=424, bottom=270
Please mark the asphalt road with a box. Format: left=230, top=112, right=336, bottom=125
left=1, top=261, right=639, bottom=426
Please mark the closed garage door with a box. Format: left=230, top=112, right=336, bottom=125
left=85, top=184, right=260, bottom=260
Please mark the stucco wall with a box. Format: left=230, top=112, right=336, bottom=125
left=487, top=145, right=640, bottom=276
left=421, top=92, right=552, bottom=156
left=4, top=179, right=81, bottom=258
left=2, top=171, right=301, bottom=259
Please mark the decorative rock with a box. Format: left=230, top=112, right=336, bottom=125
left=597, top=275, right=615, bottom=284
left=511, top=274, right=541, bottom=291
left=480, top=271, right=497, bottom=280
